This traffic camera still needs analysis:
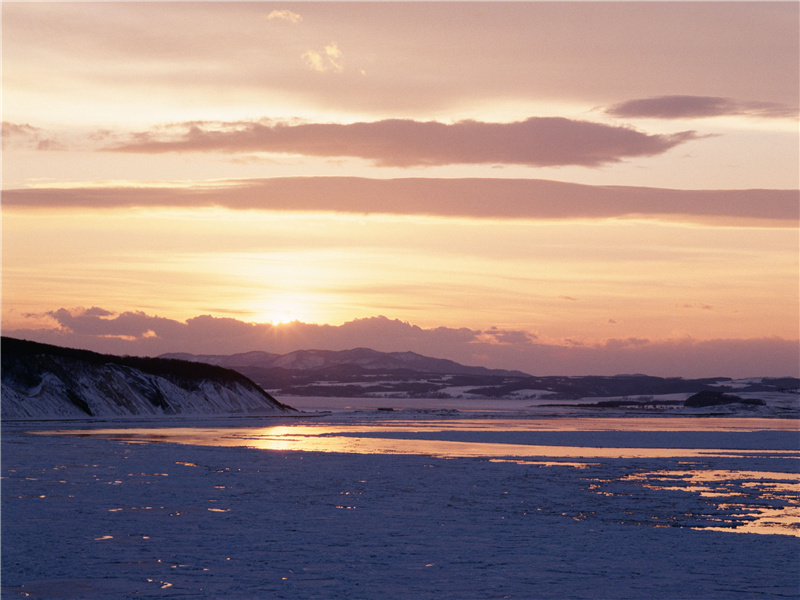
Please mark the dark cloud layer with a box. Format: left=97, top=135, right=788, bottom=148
left=606, top=96, right=798, bottom=120
left=7, top=308, right=799, bottom=378
left=106, top=118, right=698, bottom=167
left=5, top=177, right=797, bottom=226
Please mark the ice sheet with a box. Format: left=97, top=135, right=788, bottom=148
left=3, top=406, right=799, bottom=599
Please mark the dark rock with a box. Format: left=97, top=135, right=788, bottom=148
left=684, top=391, right=765, bottom=408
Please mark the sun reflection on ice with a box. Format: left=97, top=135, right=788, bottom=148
left=623, top=469, right=800, bottom=536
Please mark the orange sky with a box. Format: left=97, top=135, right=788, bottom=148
left=2, top=2, right=798, bottom=377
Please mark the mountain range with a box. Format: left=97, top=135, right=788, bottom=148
left=160, top=348, right=799, bottom=400
left=3, top=337, right=796, bottom=420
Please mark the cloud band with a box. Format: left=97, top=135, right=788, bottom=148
left=8, top=308, right=799, bottom=378
left=106, top=117, right=698, bottom=167
left=4, top=177, right=797, bottom=226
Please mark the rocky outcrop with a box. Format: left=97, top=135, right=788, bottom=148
left=1, top=337, right=296, bottom=418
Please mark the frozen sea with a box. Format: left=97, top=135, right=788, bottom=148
left=2, top=396, right=799, bottom=599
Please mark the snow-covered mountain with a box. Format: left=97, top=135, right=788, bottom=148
left=163, top=347, right=528, bottom=376
left=160, top=347, right=799, bottom=405
left=161, top=347, right=532, bottom=398
left=1, top=337, right=295, bottom=419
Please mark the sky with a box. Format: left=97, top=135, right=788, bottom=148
left=2, top=1, right=798, bottom=378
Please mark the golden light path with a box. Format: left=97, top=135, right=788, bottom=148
left=42, top=417, right=799, bottom=459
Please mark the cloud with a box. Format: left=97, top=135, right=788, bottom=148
left=1, top=121, right=62, bottom=150
left=81, top=306, right=116, bottom=318
left=4, top=177, right=797, bottom=227
left=324, top=43, right=343, bottom=71
left=43, top=307, right=186, bottom=340
left=7, top=308, right=799, bottom=378
left=4, top=3, right=797, bottom=127
left=606, top=96, right=798, bottom=120
left=477, top=327, right=539, bottom=346
left=2, top=122, right=40, bottom=138
left=105, top=117, right=698, bottom=167
left=303, top=43, right=343, bottom=73
left=679, top=303, right=714, bottom=311
left=602, top=337, right=650, bottom=350
left=302, top=50, right=326, bottom=72
left=266, top=9, right=302, bottom=24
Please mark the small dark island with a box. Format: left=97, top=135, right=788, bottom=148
left=684, top=390, right=765, bottom=408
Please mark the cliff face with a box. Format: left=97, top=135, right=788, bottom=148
left=1, top=337, right=295, bottom=418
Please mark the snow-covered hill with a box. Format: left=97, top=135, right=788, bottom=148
left=163, top=347, right=528, bottom=376
left=159, top=348, right=799, bottom=406
left=1, top=338, right=295, bottom=419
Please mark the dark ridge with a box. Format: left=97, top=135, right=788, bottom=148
left=4, top=337, right=254, bottom=386
left=464, top=375, right=734, bottom=399
left=1, top=337, right=294, bottom=411
left=684, top=391, right=766, bottom=408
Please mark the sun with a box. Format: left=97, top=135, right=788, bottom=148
left=253, top=295, right=313, bottom=325
left=266, top=307, right=298, bottom=325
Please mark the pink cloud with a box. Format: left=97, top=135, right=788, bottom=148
left=106, top=118, right=698, bottom=167
left=7, top=308, right=799, bottom=378
left=606, top=96, right=798, bottom=120
left=1, top=121, right=62, bottom=151
left=4, top=177, right=797, bottom=226
left=43, top=308, right=187, bottom=340
left=478, top=328, right=538, bottom=346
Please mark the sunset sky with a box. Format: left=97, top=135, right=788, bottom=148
left=2, top=2, right=798, bottom=377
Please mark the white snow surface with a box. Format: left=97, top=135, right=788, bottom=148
left=2, top=400, right=799, bottom=599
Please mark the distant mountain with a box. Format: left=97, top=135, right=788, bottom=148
left=160, top=347, right=800, bottom=401
left=1, top=337, right=295, bottom=418
left=160, top=347, right=530, bottom=397
left=163, top=347, right=528, bottom=376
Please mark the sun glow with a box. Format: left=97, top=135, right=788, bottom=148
left=252, top=295, right=315, bottom=325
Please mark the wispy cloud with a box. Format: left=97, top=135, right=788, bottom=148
left=105, top=118, right=698, bottom=167
left=679, top=302, right=714, bottom=311
left=606, top=96, right=798, bottom=120
left=266, top=9, right=302, bottom=24
left=4, top=177, right=796, bottom=227
left=1, top=121, right=62, bottom=151
left=303, top=42, right=343, bottom=73
left=8, top=308, right=799, bottom=378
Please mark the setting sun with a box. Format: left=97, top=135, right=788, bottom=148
left=255, top=298, right=309, bottom=325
